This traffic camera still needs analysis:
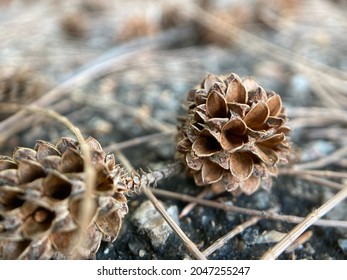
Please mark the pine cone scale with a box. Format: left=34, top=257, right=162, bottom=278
left=243, top=101, right=270, bottom=130
left=0, top=157, right=17, bottom=170
left=220, top=118, right=246, bottom=152
left=0, top=169, right=19, bottom=185
left=229, top=152, right=254, bottom=180
left=266, top=94, right=282, bottom=116
left=17, top=159, right=45, bottom=184
left=192, top=135, right=221, bottom=157
left=206, top=90, right=228, bottom=118
left=225, top=74, right=247, bottom=103
left=201, top=160, right=223, bottom=184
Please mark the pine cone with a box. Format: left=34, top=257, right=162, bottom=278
left=0, top=68, right=45, bottom=120
left=0, top=137, right=128, bottom=259
left=176, top=73, right=291, bottom=195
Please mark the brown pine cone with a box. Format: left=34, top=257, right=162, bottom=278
left=176, top=73, right=291, bottom=195
left=0, top=68, right=45, bottom=120
left=0, top=137, right=128, bottom=259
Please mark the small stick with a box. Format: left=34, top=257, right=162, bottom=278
left=292, top=146, right=347, bottom=170
left=122, top=162, right=183, bottom=193
left=296, top=174, right=344, bottom=191
left=142, top=186, right=207, bottom=260
left=202, top=216, right=260, bottom=257
left=304, top=128, right=347, bottom=141
left=304, top=73, right=343, bottom=109
left=72, top=93, right=175, bottom=133
left=116, top=158, right=205, bottom=260
left=113, top=149, right=134, bottom=174
left=280, top=168, right=347, bottom=180
left=289, top=117, right=347, bottom=129
left=280, top=171, right=344, bottom=191
left=105, top=131, right=174, bottom=152
left=261, top=184, right=347, bottom=260
left=287, top=107, right=347, bottom=119
left=179, top=187, right=210, bottom=218
left=152, top=188, right=347, bottom=228
left=285, top=230, right=313, bottom=253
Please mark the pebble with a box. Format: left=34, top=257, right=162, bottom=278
left=242, top=227, right=259, bottom=245
left=303, top=243, right=315, bottom=255
left=251, top=191, right=271, bottom=210
left=132, top=200, right=179, bottom=248
left=254, top=230, right=287, bottom=244
left=103, top=247, right=110, bottom=255
left=139, top=249, right=146, bottom=257
left=338, top=239, right=347, bottom=254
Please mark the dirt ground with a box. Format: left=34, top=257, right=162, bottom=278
left=1, top=0, right=347, bottom=260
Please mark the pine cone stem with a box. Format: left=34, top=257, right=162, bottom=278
left=124, top=162, right=183, bottom=193
left=116, top=157, right=204, bottom=259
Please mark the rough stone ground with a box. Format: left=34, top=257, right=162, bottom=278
left=0, top=0, right=347, bottom=260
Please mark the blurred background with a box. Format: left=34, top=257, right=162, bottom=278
left=1, top=0, right=347, bottom=260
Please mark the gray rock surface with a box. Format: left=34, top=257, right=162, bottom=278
left=132, top=200, right=179, bottom=248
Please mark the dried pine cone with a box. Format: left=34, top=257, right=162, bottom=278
left=176, top=73, right=291, bottom=195
left=117, top=14, right=158, bottom=42
left=0, top=68, right=45, bottom=120
left=61, top=12, right=88, bottom=38
left=0, top=137, right=128, bottom=259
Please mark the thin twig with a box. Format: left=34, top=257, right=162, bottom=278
left=152, top=188, right=347, bottom=228
left=285, top=231, right=313, bottom=254
left=292, top=146, right=347, bottom=170
left=261, top=184, right=347, bottom=260
left=287, top=107, right=347, bottom=119
left=72, top=93, right=175, bottom=133
left=105, top=131, right=174, bottom=152
left=202, top=216, right=260, bottom=257
left=280, top=169, right=346, bottom=191
left=113, top=149, right=134, bottom=174
left=69, top=127, right=96, bottom=258
left=142, top=186, right=207, bottom=260
left=304, top=128, right=347, bottom=142
left=179, top=187, right=210, bottom=218
left=116, top=156, right=205, bottom=260
left=294, top=175, right=344, bottom=191
left=304, top=73, right=344, bottom=109
left=289, top=117, right=347, bottom=129
left=280, top=168, right=347, bottom=180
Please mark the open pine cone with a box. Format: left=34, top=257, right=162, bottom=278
left=0, top=137, right=128, bottom=259
left=0, top=68, right=45, bottom=121
left=176, top=73, right=291, bottom=195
